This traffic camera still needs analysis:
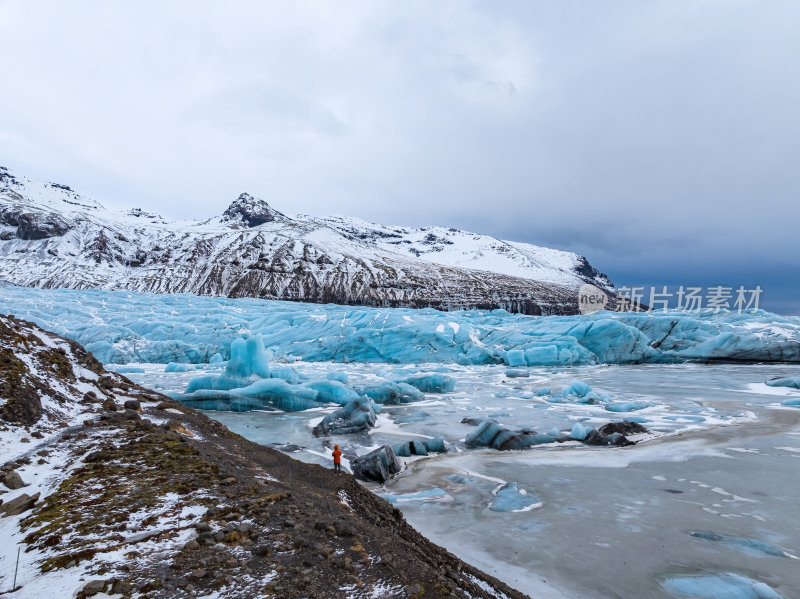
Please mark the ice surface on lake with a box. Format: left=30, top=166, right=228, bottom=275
left=662, top=573, right=783, bottom=599
left=1, top=286, right=799, bottom=365
left=689, top=531, right=789, bottom=558
left=490, top=483, right=542, bottom=512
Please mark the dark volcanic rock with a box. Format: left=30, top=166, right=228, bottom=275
left=598, top=421, right=649, bottom=436
left=2, top=471, right=25, bottom=489
left=0, top=492, right=40, bottom=516
left=222, top=193, right=288, bottom=228
left=583, top=429, right=635, bottom=447
left=14, top=212, right=70, bottom=240
left=351, top=446, right=402, bottom=483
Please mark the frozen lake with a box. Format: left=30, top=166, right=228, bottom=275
left=119, top=361, right=800, bottom=599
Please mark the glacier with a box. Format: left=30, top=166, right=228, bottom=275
left=0, top=286, right=799, bottom=366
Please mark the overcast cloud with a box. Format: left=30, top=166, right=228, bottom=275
left=1, top=0, right=798, bottom=312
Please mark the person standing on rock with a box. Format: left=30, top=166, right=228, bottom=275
left=332, top=444, right=342, bottom=474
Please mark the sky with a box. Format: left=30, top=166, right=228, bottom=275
left=0, top=0, right=798, bottom=313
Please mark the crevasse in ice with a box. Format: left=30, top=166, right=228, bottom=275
left=1, top=286, right=799, bottom=366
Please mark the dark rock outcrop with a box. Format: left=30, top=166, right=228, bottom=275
left=313, top=396, right=377, bottom=436
left=351, top=445, right=402, bottom=483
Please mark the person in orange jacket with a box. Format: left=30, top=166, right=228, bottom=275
left=332, top=444, right=342, bottom=474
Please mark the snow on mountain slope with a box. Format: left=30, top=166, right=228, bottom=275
left=0, top=166, right=612, bottom=314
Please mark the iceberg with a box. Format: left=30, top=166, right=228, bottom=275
left=766, top=377, right=800, bottom=389
left=357, top=382, right=425, bottom=405
left=689, top=531, right=788, bottom=558
left=312, top=396, right=378, bottom=436
left=465, top=421, right=567, bottom=451
left=351, top=445, right=402, bottom=483
left=1, top=286, right=800, bottom=366
left=489, top=483, right=542, bottom=512
left=403, top=373, right=456, bottom=393
left=304, top=380, right=360, bottom=405
left=164, top=362, right=198, bottom=373
left=392, top=438, right=448, bottom=457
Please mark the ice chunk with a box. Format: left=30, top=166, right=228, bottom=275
left=392, top=437, right=447, bottom=457
left=112, top=366, right=145, bottom=374
left=312, top=396, right=377, bottom=436
left=465, top=421, right=566, bottom=451
left=395, top=411, right=432, bottom=424
left=164, top=362, right=197, bottom=373
left=403, top=373, right=456, bottom=393
left=178, top=390, right=271, bottom=413
left=185, top=373, right=251, bottom=393
left=782, top=398, right=800, bottom=407
left=357, top=381, right=425, bottom=405
left=505, top=369, right=529, bottom=378
left=489, top=482, right=542, bottom=512
left=605, top=400, right=651, bottom=412
left=304, top=380, right=359, bottom=405
left=505, top=349, right=526, bottom=367
left=563, top=380, right=592, bottom=398
left=351, top=445, right=402, bottom=483
left=767, top=377, right=800, bottom=389
left=209, top=352, right=224, bottom=364
left=269, top=366, right=300, bottom=384
left=570, top=422, right=589, bottom=441
left=689, top=531, right=788, bottom=558
left=326, top=371, right=349, bottom=383
left=226, top=336, right=271, bottom=379
left=661, top=572, right=783, bottom=599
left=234, top=378, right=321, bottom=411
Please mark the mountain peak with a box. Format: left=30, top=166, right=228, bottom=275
left=221, top=193, right=287, bottom=227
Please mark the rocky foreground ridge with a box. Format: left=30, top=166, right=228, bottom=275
left=0, top=313, right=528, bottom=599
left=0, top=166, right=613, bottom=315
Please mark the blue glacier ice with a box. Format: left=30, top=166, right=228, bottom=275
left=312, top=396, right=378, bottom=436
left=403, top=373, right=456, bottom=393
left=164, top=362, right=198, bottom=373
left=465, top=420, right=565, bottom=451
left=489, top=483, right=542, bottom=512
left=661, top=572, right=783, bottom=599
left=689, top=531, right=788, bottom=558
left=181, top=379, right=323, bottom=412
left=605, top=400, right=652, bottom=412
left=357, top=382, right=425, bottom=405
left=1, top=286, right=799, bottom=366
left=781, top=398, right=800, bottom=407
left=570, top=422, right=589, bottom=440
left=766, top=377, right=800, bottom=389
left=326, top=371, right=349, bottom=383
left=392, top=438, right=447, bottom=457
left=304, top=380, right=359, bottom=405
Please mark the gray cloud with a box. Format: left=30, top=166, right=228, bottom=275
left=0, top=0, right=797, bottom=312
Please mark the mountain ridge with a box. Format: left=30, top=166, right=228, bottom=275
left=0, top=165, right=613, bottom=314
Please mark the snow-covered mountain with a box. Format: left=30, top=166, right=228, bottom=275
left=0, top=166, right=613, bottom=314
